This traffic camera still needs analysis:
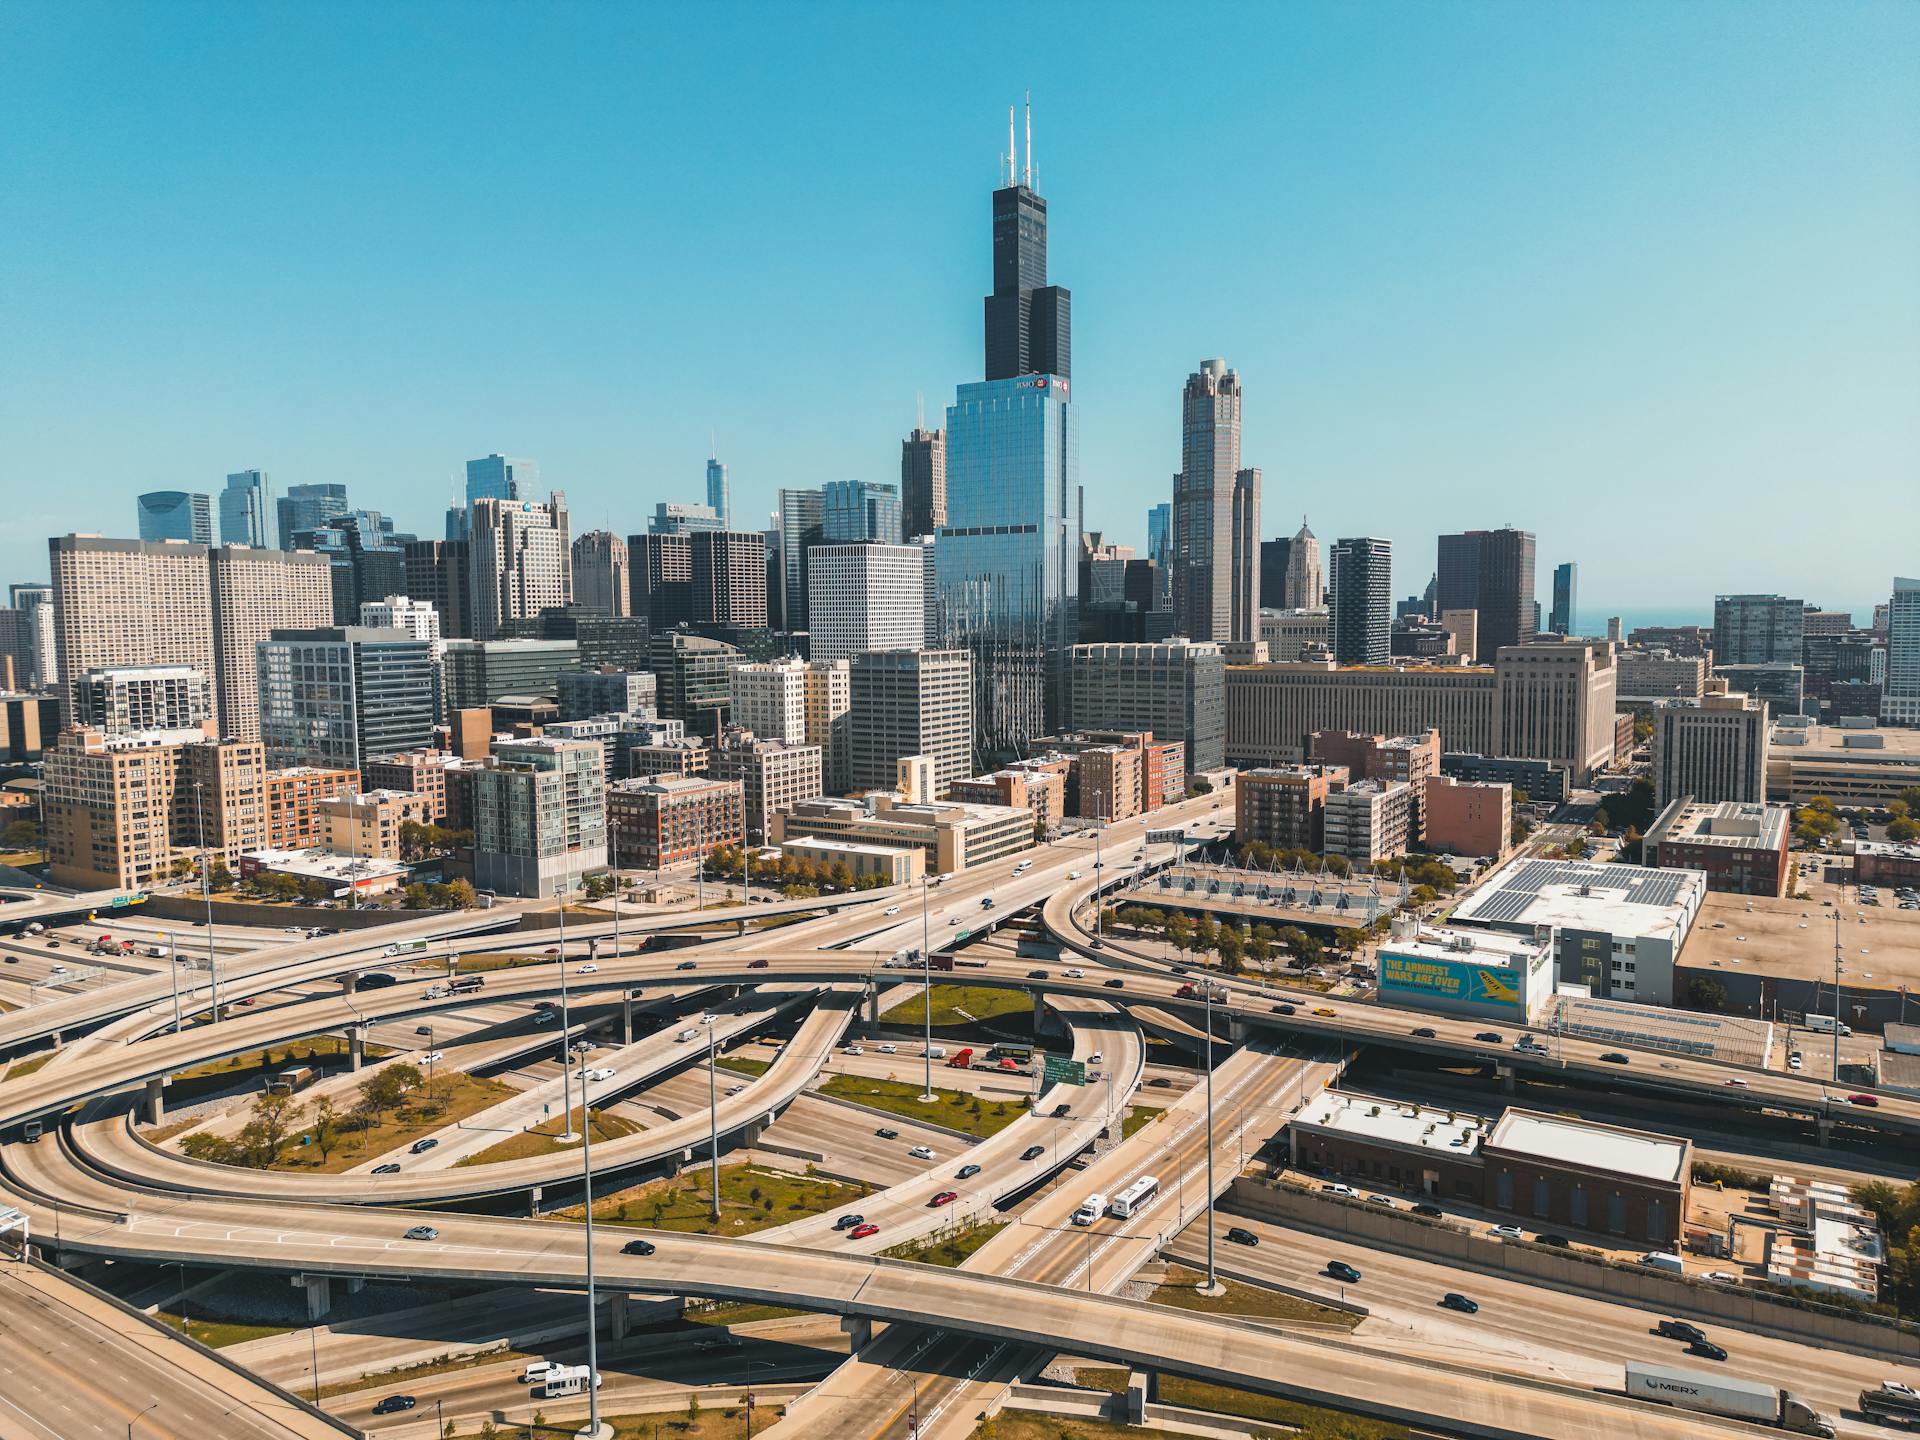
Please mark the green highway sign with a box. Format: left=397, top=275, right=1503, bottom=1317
left=954, top=930, right=972, bottom=942
left=1043, top=1055, right=1087, bottom=1087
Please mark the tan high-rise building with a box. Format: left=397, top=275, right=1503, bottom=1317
left=1282, top=518, right=1322, bottom=611
left=571, top=530, right=630, bottom=617
left=901, top=426, right=947, bottom=539
left=711, top=731, right=824, bottom=843
left=1226, top=661, right=1498, bottom=769
left=1170, top=360, right=1260, bottom=645
left=803, top=659, right=852, bottom=793
left=320, top=788, right=432, bottom=861
left=1491, top=641, right=1618, bottom=786
left=468, top=494, right=571, bottom=640
left=43, top=726, right=264, bottom=890
left=49, top=536, right=215, bottom=718
left=1653, top=689, right=1769, bottom=806
left=209, top=545, right=333, bottom=740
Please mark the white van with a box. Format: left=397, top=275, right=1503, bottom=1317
left=1804, top=1014, right=1851, bottom=1036
left=1638, top=1251, right=1686, bottom=1275
left=519, top=1360, right=556, bottom=1385
left=675, top=1028, right=699, bottom=1043
left=1073, top=1194, right=1106, bottom=1226
left=926, top=1045, right=947, bottom=1059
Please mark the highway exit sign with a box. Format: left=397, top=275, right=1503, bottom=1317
left=1043, top=1055, right=1087, bottom=1086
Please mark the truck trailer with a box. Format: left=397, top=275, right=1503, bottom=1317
left=1625, top=1362, right=1834, bottom=1436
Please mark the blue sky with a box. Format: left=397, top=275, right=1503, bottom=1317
left=3, top=1, right=1915, bottom=623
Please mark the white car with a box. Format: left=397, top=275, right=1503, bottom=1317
left=1064, top=967, right=1085, bottom=979
left=884, top=906, right=901, bottom=916
left=700, top=1013, right=718, bottom=1025
left=878, top=1043, right=898, bottom=1054
left=1087, top=1051, right=1103, bottom=1065
left=578, top=963, right=598, bottom=974
left=726, top=1084, right=746, bottom=1097
left=1724, top=1077, right=1750, bottom=1088
left=584, top=1067, right=615, bottom=1082
left=844, top=1044, right=864, bottom=1056
left=422, top=1050, right=445, bottom=1063
left=1324, top=1183, right=1360, bottom=1198
left=1068, top=870, right=1083, bottom=880
left=1489, top=1224, right=1524, bottom=1240
left=1787, top=1053, right=1803, bottom=1070
left=909, top=1145, right=935, bottom=1160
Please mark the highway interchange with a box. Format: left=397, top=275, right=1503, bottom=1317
left=1, top=783, right=1914, bottom=1439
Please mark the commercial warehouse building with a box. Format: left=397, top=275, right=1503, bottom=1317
left=1376, top=922, right=1554, bottom=1024
left=1642, top=798, right=1790, bottom=897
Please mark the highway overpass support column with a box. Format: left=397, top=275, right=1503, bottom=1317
left=622, top=991, right=635, bottom=1045
left=1817, top=1114, right=1832, bottom=1147
left=299, top=1274, right=332, bottom=1322
left=348, top=1026, right=365, bottom=1072
left=866, top=987, right=880, bottom=1033
left=1127, top=1370, right=1150, bottom=1423
left=608, top=1294, right=629, bottom=1341
left=840, top=1315, right=871, bottom=1348
left=1494, top=1063, right=1514, bottom=1095
left=143, top=1076, right=167, bottom=1125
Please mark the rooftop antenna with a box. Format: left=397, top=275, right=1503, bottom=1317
left=1006, top=104, right=1016, bottom=187
left=916, top=391, right=926, bottom=430
left=1023, top=91, right=1033, bottom=188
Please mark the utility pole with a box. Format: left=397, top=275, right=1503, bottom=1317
left=579, top=1027, right=604, bottom=1440
left=707, top=1020, right=721, bottom=1221
left=1832, top=911, right=1844, bottom=1085
left=1204, top=979, right=1217, bottom=1290
left=194, top=782, right=217, bottom=1017
left=609, top=822, right=621, bottom=959
left=168, top=935, right=181, bottom=1034
left=920, top=877, right=935, bottom=1102
left=1093, top=795, right=1105, bottom=948
left=558, top=901, right=577, bottom=1142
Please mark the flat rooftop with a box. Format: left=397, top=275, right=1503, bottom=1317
left=1857, top=840, right=1920, bottom=862
left=1293, top=1089, right=1492, bottom=1156
left=1547, top=993, right=1774, bottom=1066
left=1383, top=925, right=1547, bottom=970
left=1649, top=800, right=1789, bottom=852
left=1770, top=723, right=1920, bottom=758
left=781, top=835, right=917, bottom=859
left=242, top=848, right=406, bottom=882
left=1452, top=856, right=1704, bottom=939
left=1680, top=890, right=1920, bottom=989
left=1486, top=1108, right=1688, bottom=1185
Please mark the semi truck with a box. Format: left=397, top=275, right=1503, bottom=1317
left=1860, top=1382, right=1920, bottom=1428
left=946, top=1048, right=974, bottom=1069
left=1625, top=1362, right=1834, bottom=1436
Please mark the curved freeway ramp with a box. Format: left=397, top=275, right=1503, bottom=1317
left=0, top=1136, right=1760, bottom=1440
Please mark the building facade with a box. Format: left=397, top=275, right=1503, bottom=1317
left=73, top=665, right=211, bottom=735
left=136, top=491, right=212, bottom=544
left=1652, top=690, right=1769, bottom=805
left=1437, top=528, right=1537, bottom=654
left=901, top=427, right=948, bottom=539
left=1170, top=360, right=1259, bottom=645
left=848, top=648, right=973, bottom=796
left=48, top=535, right=216, bottom=717
left=1549, top=561, right=1578, bottom=637
left=571, top=530, right=630, bottom=617
left=1643, top=798, right=1790, bottom=897
left=807, top=543, right=926, bottom=662
left=467, top=494, right=571, bottom=640
left=209, top=545, right=335, bottom=739
left=606, top=775, right=743, bottom=870
left=1328, top=537, right=1391, bottom=665
left=1066, top=639, right=1225, bottom=773
left=1421, top=774, right=1512, bottom=858
left=711, top=732, right=824, bottom=843
left=220, top=470, right=271, bottom=548
left=1323, top=779, right=1415, bottom=864
left=471, top=737, right=607, bottom=897
left=257, top=627, right=438, bottom=771
left=1882, top=577, right=1920, bottom=727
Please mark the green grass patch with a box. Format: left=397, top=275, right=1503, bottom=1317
left=317, top=1343, right=526, bottom=1399
left=173, top=1034, right=369, bottom=1083
left=715, top=1055, right=770, bottom=1077
left=272, top=1072, right=513, bottom=1172
left=883, top=984, right=1033, bottom=1027
left=1058, top=1373, right=1405, bottom=1440
left=818, top=1073, right=1024, bottom=1138
left=1121, top=1105, right=1163, bottom=1140
left=686, top=1302, right=807, bottom=1327
left=456, top=1105, right=641, bottom=1165
left=556, top=1163, right=863, bottom=1236
left=450, top=952, right=555, bottom=972
left=1148, top=1263, right=1360, bottom=1329
left=881, top=1221, right=1007, bottom=1268
left=604, top=1407, right=785, bottom=1439
left=156, top=1312, right=292, bottom=1349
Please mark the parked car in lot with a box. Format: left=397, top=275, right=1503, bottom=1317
left=1439, top=1292, right=1479, bottom=1313
left=1326, top=1260, right=1362, bottom=1283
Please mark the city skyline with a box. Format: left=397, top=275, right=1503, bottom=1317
left=4, top=4, right=1915, bottom=615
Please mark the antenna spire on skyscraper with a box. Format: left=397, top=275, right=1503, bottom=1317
left=1023, top=91, right=1032, bottom=188
left=1006, top=104, right=1016, bottom=187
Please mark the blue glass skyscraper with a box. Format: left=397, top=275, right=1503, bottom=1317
left=278, top=482, right=350, bottom=549
left=822, top=480, right=903, bottom=545
left=706, top=456, right=730, bottom=530
left=938, top=373, right=1079, bottom=756
left=136, top=490, right=212, bottom=544
left=220, top=470, right=270, bottom=547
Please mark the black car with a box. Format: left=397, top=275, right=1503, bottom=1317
left=1535, top=1233, right=1570, bottom=1248
left=1226, top=1227, right=1259, bottom=1247
left=1021, top=1144, right=1045, bottom=1161
left=676, top=959, right=698, bottom=970
left=409, top=1137, right=439, bottom=1155
left=1411, top=1202, right=1444, bottom=1218
left=1439, top=1292, right=1479, bottom=1313
left=1170, top=965, right=1189, bottom=975
left=1050, top=1102, right=1071, bottom=1118
left=875, top=1127, right=899, bottom=1140
left=372, top=1395, right=417, bottom=1415
left=1411, top=1026, right=1437, bottom=1038
left=1326, top=1260, right=1362, bottom=1284
left=1104, top=978, right=1126, bottom=989
left=1272, top=1003, right=1296, bottom=1015
left=1599, top=1052, right=1630, bottom=1065
left=621, top=1238, right=656, bottom=1256
left=371, top=1163, right=402, bottom=1175
left=1686, top=1340, right=1728, bottom=1362
left=1026, top=969, right=1050, bottom=979
left=956, top=1163, right=981, bottom=1180
left=1473, top=1031, right=1503, bottom=1043
left=1656, top=1319, right=1707, bottom=1343
left=1147, top=1076, right=1172, bottom=1088
left=833, top=1214, right=865, bottom=1231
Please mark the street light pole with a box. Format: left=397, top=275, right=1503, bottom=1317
left=1204, top=979, right=1217, bottom=1290
left=579, top=1030, right=604, bottom=1440
left=1093, top=796, right=1105, bottom=948
left=558, top=902, right=578, bottom=1143
left=920, top=877, right=935, bottom=1102
left=129, top=1401, right=158, bottom=1440
left=1832, top=911, right=1844, bottom=1086
left=194, top=781, right=217, bottom=1017
left=168, top=935, right=181, bottom=1034
left=707, top=1021, right=721, bottom=1222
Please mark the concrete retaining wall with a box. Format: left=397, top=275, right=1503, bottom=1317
left=141, top=895, right=415, bottom=931
left=1226, top=1176, right=1919, bottom=1358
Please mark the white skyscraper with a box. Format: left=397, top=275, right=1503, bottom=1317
left=467, top=494, right=572, bottom=640
left=808, top=543, right=927, bottom=663
left=1882, top=577, right=1920, bottom=727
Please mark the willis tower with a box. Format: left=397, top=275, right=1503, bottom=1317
left=983, top=104, right=1070, bottom=381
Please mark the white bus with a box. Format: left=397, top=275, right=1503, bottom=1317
left=1804, top=1014, right=1851, bottom=1036
left=539, top=1365, right=602, bottom=1399
left=1072, top=1194, right=1106, bottom=1226
left=1108, top=1175, right=1160, bottom=1219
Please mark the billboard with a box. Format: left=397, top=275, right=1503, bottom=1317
left=1145, top=829, right=1188, bottom=846
left=1380, top=949, right=1523, bottom=1013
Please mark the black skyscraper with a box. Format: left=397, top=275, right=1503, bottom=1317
left=1437, top=526, right=1536, bottom=655
left=983, top=107, right=1070, bottom=381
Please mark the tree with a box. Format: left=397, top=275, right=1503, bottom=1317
left=1682, top=976, right=1729, bottom=1013
left=0, top=818, right=41, bottom=850
left=311, top=1096, right=343, bottom=1163
left=298, top=876, right=327, bottom=904
left=205, top=856, right=233, bottom=891
left=1889, top=817, right=1920, bottom=843
left=687, top=1392, right=701, bottom=1423
left=1187, top=776, right=1214, bottom=796
left=360, top=1063, right=423, bottom=1118
left=1590, top=807, right=1611, bottom=834
left=444, top=878, right=476, bottom=909
left=478, top=1423, right=498, bottom=1440
left=402, top=883, right=432, bottom=911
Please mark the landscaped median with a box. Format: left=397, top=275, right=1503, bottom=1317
left=455, top=1105, right=641, bottom=1165
left=817, top=1073, right=1026, bottom=1139
left=1020, top=1369, right=1408, bottom=1440
left=883, top=983, right=1034, bottom=1028
left=881, top=1220, right=1007, bottom=1268
left=555, top=1162, right=865, bottom=1235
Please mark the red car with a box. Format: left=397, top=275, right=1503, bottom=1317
left=848, top=1222, right=879, bottom=1239
left=1847, top=1093, right=1880, bottom=1107
left=748, top=959, right=770, bottom=969
left=929, top=1190, right=958, bottom=1208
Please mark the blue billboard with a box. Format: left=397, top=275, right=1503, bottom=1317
left=1380, top=949, right=1525, bottom=1018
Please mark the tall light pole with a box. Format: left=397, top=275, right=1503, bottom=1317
left=608, top=822, right=621, bottom=960
left=193, top=782, right=217, bottom=1017
left=1832, top=911, right=1844, bottom=1086
left=707, top=1018, right=721, bottom=1221
left=129, top=1401, right=159, bottom=1439
left=920, top=876, right=935, bottom=1102
left=168, top=935, right=181, bottom=1033
left=557, top=900, right=578, bottom=1143
left=578, top=1030, right=604, bottom=1440
left=1203, top=978, right=1217, bottom=1290
left=1092, top=794, right=1106, bottom=948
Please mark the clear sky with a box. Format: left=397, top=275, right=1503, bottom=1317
left=3, top=1, right=1915, bottom=623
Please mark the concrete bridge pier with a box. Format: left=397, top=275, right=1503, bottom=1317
left=528, top=1185, right=543, bottom=1216
left=340, top=971, right=360, bottom=996
left=840, top=1315, right=872, bottom=1348
left=142, top=1076, right=168, bottom=1125
left=621, top=991, right=635, bottom=1046
left=1494, top=1063, right=1515, bottom=1095
left=1816, top=1114, right=1832, bottom=1147
left=297, top=1274, right=331, bottom=1322
left=608, top=1294, right=630, bottom=1341
left=866, top=987, right=881, bottom=1034
left=1127, top=1370, right=1151, bottom=1423
left=347, top=1026, right=367, bottom=1072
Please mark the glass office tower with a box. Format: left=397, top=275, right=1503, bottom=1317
left=220, top=470, right=271, bottom=548
left=136, top=490, right=213, bottom=544
left=937, top=373, right=1079, bottom=759
left=821, top=479, right=903, bottom=545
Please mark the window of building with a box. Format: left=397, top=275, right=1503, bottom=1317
left=1494, top=1170, right=1513, bottom=1210
left=1531, top=1178, right=1550, bottom=1217
left=1606, top=1193, right=1626, bottom=1235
